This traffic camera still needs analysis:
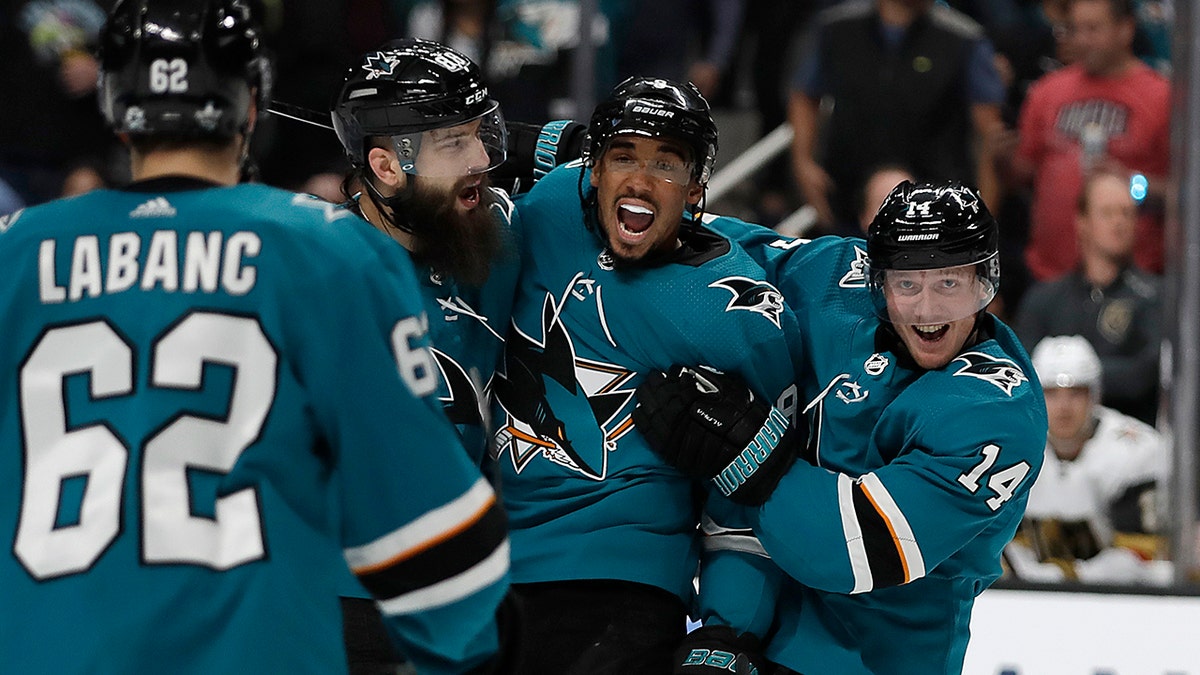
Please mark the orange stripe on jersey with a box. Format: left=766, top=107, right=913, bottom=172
left=507, top=427, right=558, bottom=448
left=860, top=482, right=911, bottom=584
left=607, top=416, right=634, bottom=440
left=353, top=492, right=497, bottom=576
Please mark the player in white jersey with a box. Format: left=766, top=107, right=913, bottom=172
left=1006, top=335, right=1172, bottom=585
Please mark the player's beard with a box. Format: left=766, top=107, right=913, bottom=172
left=407, top=175, right=501, bottom=287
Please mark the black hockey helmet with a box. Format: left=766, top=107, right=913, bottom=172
left=98, top=0, right=271, bottom=140
left=331, top=38, right=505, bottom=175
left=584, top=76, right=719, bottom=184
left=866, top=180, right=1000, bottom=324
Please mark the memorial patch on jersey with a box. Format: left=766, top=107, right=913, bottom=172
left=952, top=352, right=1028, bottom=396
left=709, top=276, right=784, bottom=328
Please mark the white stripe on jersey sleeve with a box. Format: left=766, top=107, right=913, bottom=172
left=838, top=473, right=874, bottom=594
left=860, top=473, right=926, bottom=582
left=345, top=477, right=496, bottom=572
left=377, top=540, right=511, bottom=615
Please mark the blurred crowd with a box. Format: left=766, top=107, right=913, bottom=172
left=0, top=0, right=1182, bottom=585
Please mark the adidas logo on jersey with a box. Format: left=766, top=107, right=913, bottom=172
left=130, top=197, right=177, bottom=218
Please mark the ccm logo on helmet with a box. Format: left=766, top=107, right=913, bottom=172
left=631, top=106, right=674, bottom=118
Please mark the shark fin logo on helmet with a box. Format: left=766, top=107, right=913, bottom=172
left=709, top=277, right=784, bottom=329
left=953, top=352, right=1028, bottom=396
left=362, top=51, right=401, bottom=79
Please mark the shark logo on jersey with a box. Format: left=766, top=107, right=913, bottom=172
left=432, top=348, right=485, bottom=427
left=952, top=352, right=1028, bottom=395
left=840, top=246, right=868, bottom=288
left=709, top=277, right=784, bottom=328
left=493, top=293, right=637, bottom=480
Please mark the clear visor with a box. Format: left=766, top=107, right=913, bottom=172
left=870, top=259, right=998, bottom=326
left=391, top=106, right=507, bottom=177
left=599, top=136, right=696, bottom=185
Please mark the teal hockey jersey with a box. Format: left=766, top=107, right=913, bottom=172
left=493, top=162, right=802, bottom=601
left=700, top=231, right=1048, bottom=675
left=401, top=187, right=522, bottom=465
left=0, top=180, right=509, bottom=675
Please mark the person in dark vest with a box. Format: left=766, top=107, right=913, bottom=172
left=787, top=0, right=1006, bottom=233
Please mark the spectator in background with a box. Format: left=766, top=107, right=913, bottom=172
left=787, top=0, right=1006, bottom=233
left=616, top=0, right=745, bottom=100
left=1005, top=336, right=1171, bottom=586
left=0, top=0, right=116, bottom=205
left=729, top=0, right=815, bottom=230
left=404, top=0, right=630, bottom=121
left=854, top=163, right=916, bottom=236
left=986, top=0, right=1078, bottom=125
left=1015, top=167, right=1160, bottom=424
left=250, top=0, right=356, bottom=201
left=1132, top=0, right=1172, bottom=76
left=1003, top=0, right=1170, bottom=281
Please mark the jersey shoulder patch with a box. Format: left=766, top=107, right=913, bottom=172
left=709, top=276, right=785, bottom=328
left=951, top=351, right=1029, bottom=396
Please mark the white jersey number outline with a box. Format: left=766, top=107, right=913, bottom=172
left=957, top=443, right=1032, bottom=511
left=15, top=313, right=274, bottom=580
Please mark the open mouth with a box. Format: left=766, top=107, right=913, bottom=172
left=912, top=324, right=950, bottom=342
left=458, top=182, right=481, bottom=210
left=616, top=202, right=655, bottom=242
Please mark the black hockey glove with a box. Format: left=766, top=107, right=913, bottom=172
left=674, top=625, right=770, bottom=675
left=492, top=120, right=587, bottom=195
left=633, top=365, right=800, bottom=506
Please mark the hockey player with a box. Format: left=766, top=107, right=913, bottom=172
left=491, top=76, right=802, bottom=673
left=1005, top=335, right=1171, bottom=585
left=635, top=181, right=1049, bottom=674
left=332, top=38, right=587, bottom=463
left=0, top=2, right=511, bottom=674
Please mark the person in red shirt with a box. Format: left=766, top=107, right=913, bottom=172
left=1006, top=0, right=1169, bottom=282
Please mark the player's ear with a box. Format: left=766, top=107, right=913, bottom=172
left=367, top=146, right=405, bottom=190
left=685, top=181, right=704, bottom=206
